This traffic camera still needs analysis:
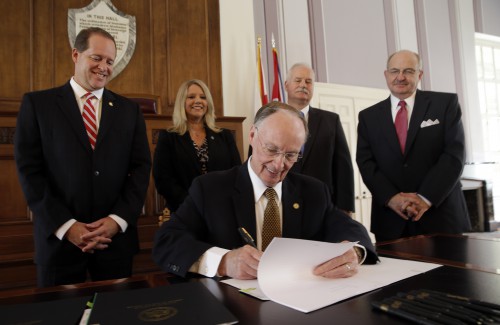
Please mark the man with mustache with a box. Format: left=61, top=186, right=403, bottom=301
left=153, top=102, right=378, bottom=280
left=15, top=27, right=151, bottom=287
left=356, top=50, right=471, bottom=242
left=285, top=63, right=355, bottom=217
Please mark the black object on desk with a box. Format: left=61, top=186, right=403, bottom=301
left=372, top=300, right=442, bottom=325
left=372, top=289, right=500, bottom=324
left=87, top=282, right=238, bottom=324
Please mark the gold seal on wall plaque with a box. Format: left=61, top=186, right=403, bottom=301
left=68, top=0, right=136, bottom=80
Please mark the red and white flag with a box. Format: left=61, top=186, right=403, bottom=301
left=256, top=37, right=268, bottom=106
left=271, top=34, right=284, bottom=102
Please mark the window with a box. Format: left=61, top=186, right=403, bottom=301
left=476, top=33, right=500, bottom=162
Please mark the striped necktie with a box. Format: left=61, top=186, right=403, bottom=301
left=83, top=92, right=98, bottom=150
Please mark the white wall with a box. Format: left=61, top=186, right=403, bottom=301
left=475, top=0, right=500, bottom=36
left=219, top=0, right=258, bottom=158
left=220, top=0, right=500, bottom=163
left=385, top=0, right=419, bottom=53
left=281, top=0, right=312, bottom=71
left=416, top=0, right=457, bottom=92
left=323, top=0, right=389, bottom=88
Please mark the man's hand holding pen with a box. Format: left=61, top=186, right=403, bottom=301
left=217, top=227, right=261, bottom=279
left=218, top=227, right=362, bottom=280
left=218, top=244, right=361, bottom=280
left=217, top=245, right=262, bottom=279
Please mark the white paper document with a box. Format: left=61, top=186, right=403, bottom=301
left=220, top=279, right=270, bottom=300
left=222, top=238, right=442, bottom=313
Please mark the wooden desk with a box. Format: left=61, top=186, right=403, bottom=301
left=1, top=235, right=499, bottom=324
left=376, top=234, right=500, bottom=274
left=0, top=267, right=498, bottom=325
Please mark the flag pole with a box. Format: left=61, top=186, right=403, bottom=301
left=257, top=36, right=268, bottom=105
left=271, top=33, right=284, bottom=102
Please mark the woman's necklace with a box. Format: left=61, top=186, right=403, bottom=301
left=189, top=126, right=206, bottom=146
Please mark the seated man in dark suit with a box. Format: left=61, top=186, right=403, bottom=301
left=153, top=102, right=378, bottom=280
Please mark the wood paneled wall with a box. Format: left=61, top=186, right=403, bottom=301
left=0, top=0, right=244, bottom=290
left=0, top=0, right=223, bottom=114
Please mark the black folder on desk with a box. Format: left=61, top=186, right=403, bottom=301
left=87, top=282, right=238, bottom=324
left=0, top=296, right=90, bottom=325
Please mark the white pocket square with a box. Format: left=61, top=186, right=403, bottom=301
left=420, top=119, right=440, bottom=128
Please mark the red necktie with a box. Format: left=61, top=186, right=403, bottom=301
left=83, top=93, right=98, bottom=150
left=395, top=100, right=408, bottom=153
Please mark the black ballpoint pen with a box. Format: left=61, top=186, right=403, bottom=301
left=238, top=227, right=257, bottom=248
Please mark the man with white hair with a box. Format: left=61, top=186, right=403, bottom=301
left=285, top=63, right=355, bottom=217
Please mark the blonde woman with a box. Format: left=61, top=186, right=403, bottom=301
left=153, top=79, right=241, bottom=212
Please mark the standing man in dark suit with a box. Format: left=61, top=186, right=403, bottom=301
left=285, top=63, right=355, bottom=216
left=15, top=27, right=151, bottom=287
left=356, top=50, right=470, bottom=242
left=153, top=102, right=378, bottom=280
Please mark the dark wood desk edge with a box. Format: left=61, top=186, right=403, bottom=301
left=376, top=250, right=465, bottom=268
left=375, top=234, right=464, bottom=264
left=376, top=233, right=500, bottom=274
left=0, top=271, right=172, bottom=302
left=376, top=233, right=500, bottom=246
left=375, top=233, right=465, bottom=246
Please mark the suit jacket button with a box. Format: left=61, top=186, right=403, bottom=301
left=94, top=171, right=100, bottom=176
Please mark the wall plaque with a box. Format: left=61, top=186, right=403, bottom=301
left=68, top=0, right=136, bottom=80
